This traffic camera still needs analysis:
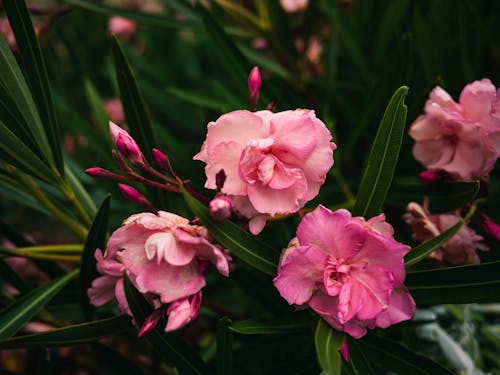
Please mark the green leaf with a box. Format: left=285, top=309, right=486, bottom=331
left=64, top=165, right=97, bottom=218
left=111, top=36, right=156, bottom=162
left=83, top=79, right=111, bottom=140
left=3, top=0, right=63, bottom=175
left=352, top=86, right=408, bottom=218
left=0, top=119, right=58, bottom=185
left=314, top=319, right=345, bottom=375
left=0, top=269, right=78, bottom=339
left=80, top=195, right=111, bottom=320
left=217, top=317, right=233, bottom=375
left=406, top=261, right=500, bottom=304
left=123, top=274, right=209, bottom=375
left=230, top=317, right=311, bottom=335
left=0, top=259, right=28, bottom=294
left=346, top=339, right=375, bottom=375
left=0, top=316, right=130, bottom=349
left=359, top=335, right=453, bottom=374
left=182, top=189, right=277, bottom=276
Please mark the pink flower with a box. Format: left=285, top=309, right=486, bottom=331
left=403, top=201, right=488, bottom=265
left=0, top=17, right=17, bottom=51
left=409, top=79, right=500, bottom=180
left=273, top=205, right=415, bottom=338
left=280, top=0, right=308, bottom=13
left=88, top=211, right=230, bottom=333
left=194, top=110, right=336, bottom=234
left=108, top=16, right=137, bottom=39
left=103, top=99, right=125, bottom=124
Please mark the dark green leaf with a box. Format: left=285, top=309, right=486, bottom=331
left=0, top=269, right=78, bottom=339
left=64, top=165, right=97, bottom=218
left=217, top=317, right=233, bottom=375
left=0, top=316, right=130, bottom=349
left=314, top=319, right=345, bottom=375
left=83, top=79, right=111, bottom=141
left=359, top=335, right=453, bottom=374
left=230, top=316, right=310, bottom=335
left=80, top=195, right=111, bottom=320
left=3, top=0, right=63, bottom=174
left=352, top=86, right=408, bottom=218
left=0, top=259, right=28, bottom=294
left=406, top=261, right=500, bottom=304
left=182, top=189, right=277, bottom=276
left=345, top=339, right=375, bottom=375
left=91, top=342, right=147, bottom=375
left=123, top=274, right=209, bottom=375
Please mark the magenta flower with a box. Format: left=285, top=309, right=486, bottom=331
left=409, top=79, right=500, bottom=180
left=194, top=109, right=336, bottom=234
left=403, top=201, right=488, bottom=265
left=108, top=16, right=137, bottom=39
left=273, top=205, right=415, bottom=338
left=88, top=211, right=230, bottom=333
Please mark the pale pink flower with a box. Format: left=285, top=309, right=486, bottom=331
left=273, top=205, right=415, bottom=338
left=108, top=16, right=137, bottom=39
left=409, top=79, right=500, bottom=180
left=88, top=211, right=230, bottom=333
left=403, top=201, right=488, bottom=264
left=194, top=110, right=336, bottom=235
left=103, top=99, right=125, bottom=124
left=280, top=0, right=308, bottom=13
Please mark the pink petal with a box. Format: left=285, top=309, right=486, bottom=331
left=165, top=293, right=202, bottom=333
left=366, top=213, right=394, bottom=237
left=273, top=245, right=326, bottom=305
left=115, top=277, right=131, bottom=316
left=459, top=79, right=497, bottom=125
left=87, top=275, right=119, bottom=307
left=373, top=287, right=416, bottom=329
left=248, top=214, right=267, bottom=235
left=144, top=232, right=196, bottom=266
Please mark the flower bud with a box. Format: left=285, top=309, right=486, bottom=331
left=108, top=16, right=137, bottom=39
left=103, top=99, right=125, bottom=123
left=152, top=148, right=176, bottom=177
left=419, top=170, right=440, bottom=183
left=118, top=184, right=157, bottom=213
left=209, top=196, right=232, bottom=221
left=248, top=66, right=261, bottom=111
left=481, top=214, right=500, bottom=242
left=85, top=167, right=125, bottom=180
left=340, top=338, right=349, bottom=362
left=138, top=309, right=163, bottom=337
left=109, top=121, right=146, bottom=165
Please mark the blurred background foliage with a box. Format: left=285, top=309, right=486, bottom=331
left=1, top=0, right=500, bottom=374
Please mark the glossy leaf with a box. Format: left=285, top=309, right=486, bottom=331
left=123, top=274, right=209, bottom=375
left=359, top=335, right=453, bottom=374
left=3, top=0, right=63, bottom=174
left=230, top=317, right=311, bottom=335
left=406, top=261, right=500, bottom=304
left=182, top=189, right=277, bottom=276
left=217, top=317, right=233, bottom=375
left=314, top=319, right=345, bottom=375
left=0, top=316, right=130, bottom=349
left=80, top=195, right=111, bottom=320
left=352, top=86, right=408, bottom=218
left=0, top=269, right=79, bottom=339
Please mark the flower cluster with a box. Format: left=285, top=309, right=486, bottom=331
left=409, top=79, right=500, bottom=180
left=194, top=109, right=336, bottom=234
left=88, top=211, right=230, bottom=333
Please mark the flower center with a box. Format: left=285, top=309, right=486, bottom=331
left=322, top=256, right=350, bottom=296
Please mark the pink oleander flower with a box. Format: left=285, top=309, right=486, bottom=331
left=108, top=16, right=137, bottom=39
left=273, top=205, right=415, bottom=338
left=88, top=211, right=230, bottom=333
left=280, top=0, right=308, bottom=13
left=194, top=109, right=336, bottom=235
left=103, top=99, right=125, bottom=124
left=409, top=79, right=500, bottom=180
left=403, top=201, right=488, bottom=264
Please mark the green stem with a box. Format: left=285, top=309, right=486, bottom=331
left=2, top=244, right=83, bottom=254
left=0, top=248, right=81, bottom=262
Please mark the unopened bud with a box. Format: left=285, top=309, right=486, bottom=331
left=85, top=167, right=125, bottom=180
left=118, top=183, right=157, bottom=213
left=340, top=338, right=349, bottom=362
left=266, top=102, right=275, bottom=112
left=481, top=214, right=500, bottom=242
left=138, top=309, right=163, bottom=337
left=108, top=16, right=137, bottom=39
left=248, top=66, right=261, bottom=111
left=152, top=148, right=176, bottom=177
left=209, top=196, right=232, bottom=221
left=419, top=170, right=440, bottom=183
left=109, top=121, right=146, bottom=165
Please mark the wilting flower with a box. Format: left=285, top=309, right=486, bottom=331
left=194, top=109, right=336, bottom=234
left=403, top=201, right=488, bottom=265
left=273, top=205, right=415, bottom=338
left=280, top=0, right=308, bottom=13
left=88, top=211, right=230, bottom=333
left=108, top=16, right=137, bottom=39
left=409, top=79, right=500, bottom=180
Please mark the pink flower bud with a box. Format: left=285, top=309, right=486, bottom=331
left=108, top=16, right=137, bottom=39
left=85, top=167, right=125, bottom=180
left=481, top=214, right=500, bottom=241
left=152, top=148, right=176, bottom=177
left=109, top=121, right=146, bottom=165
left=138, top=309, right=163, bottom=337
left=103, top=99, right=125, bottom=123
left=209, top=196, right=232, bottom=221
left=248, top=66, right=261, bottom=111
left=118, top=184, right=157, bottom=213
left=419, top=170, right=440, bottom=183
left=340, top=338, right=349, bottom=362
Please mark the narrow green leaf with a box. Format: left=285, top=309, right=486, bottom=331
left=64, top=165, right=97, bottom=218
left=0, top=120, right=57, bottom=185
left=217, top=317, right=233, bottom=375
left=0, top=269, right=78, bottom=339
left=359, top=335, right=453, bottom=374
left=0, top=316, right=130, bottom=349
left=406, top=261, right=500, bottom=304
left=230, top=316, right=310, bottom=335
left=80, top=195, right=111, bottom=320
left=346, top=339, right=375, bottom=375
left=3, top=0, right=63, bottom=175
left=90, top=342, right=148, bottom=375
left=314, top=319, right=345, bottom=375
left=111, top=36, right=156, bottom=162
left=83, top=79, right=111, bottom=139
left=123, top=274, right=209, bottom=375
left=0, top=259, right=28, bottom=294
left=182, top=189, right=277, bottom=276
left=352, top=86, right=408, bottom=218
